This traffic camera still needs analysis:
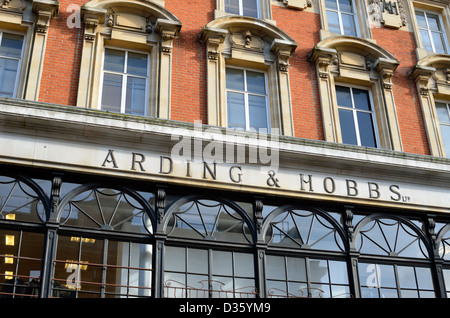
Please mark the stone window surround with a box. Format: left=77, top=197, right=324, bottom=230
left=77, top=0, right=181, bottom=120
left=200, top=15, right=297, bottom=136
left=0, top=0, right=58, bottom=101
left=310, top=36, right=403, bottom=151
left=408, top=0, right=450, bottom=61
left=411, top=54, right=450, bottom=157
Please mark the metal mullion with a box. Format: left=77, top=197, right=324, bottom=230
left=101, top=239, right=108, bottom=298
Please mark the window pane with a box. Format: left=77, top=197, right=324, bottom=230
left=310, top=259, right=329, bottom=283
left=378, top=264, right=396, bottom=288
left=325, top=0, right=338, bottom=10
left=242, top=0, right=258, bottom=18
left=224, top=0, right=240, bottom=15
left=101, top=73, right=122, bottom=113
left=227, top=92, right=246, bottom=129
left=188, top=249, right=208, bottom=274
left=341, top=13, right=357, bottom=36
left=286, top=257, right=306, bottom=282
left=336, top=86, right=352, bottom=108
left=248, top=95, right=268, bottom=130
left=127, top=52, right=148, bottom=76
left=288, top=282, right=308, bottom=297
left=415, top=267, right=433, bottom=290
left=212, top=251, right=232, bottom=276
left=165, top=246, right=185, bottom=272
left=326, top=10, right=341, bottom=34
left=0, top=33, right=23, bottom=59
left=397, top=266, right=416, bottom=289
left=266, top=255, right=285, bottom=280
left=0, top=58, right=19, bottom=97
left=436, top=102, right=450, bottom=123
left=431, top=31, right=446, bottom=53
left=125, top=76, right=146, bottom=116
left=339, top=109, right=358, bottom=145
left=246, top=71, right=265, bottom=94
left=267, top=280, right=287, bottom=297
left=329, top=261, right=348, bottom=284
left=352, top=88, right=370, bottom=111
left=104, top=49, right=125, bottom=73
left=234, top=253, right=254, bottom=277
left=380, top=288, right=398, bottom=298
left=357, top=112, right=377, bottom=147
left=426, top=13, right=441, bottom=31
left=420, top=29, right=433, bottom=52
left=440, top=124, right=450, bottom=157
left=415, top=11, right=427, bottom=28
left=339, top=0, right=353, bottom=13
left=226, top=68, right=245, bottom=91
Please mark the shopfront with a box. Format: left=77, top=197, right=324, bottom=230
left=1, top=99, right=450, bottom=298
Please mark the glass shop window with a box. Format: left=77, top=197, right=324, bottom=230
left=52, top=235, right=153, bottom=298
left=164, top=246, right=257, bottom=298
left=265, top=255, right=350, bottom=298
left=0, top=229, right=44, bottom=298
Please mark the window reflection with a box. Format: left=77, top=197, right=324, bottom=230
left=164, top=247, right=256, bottom=298
left=52, top=235, right=153, bottom=298
left=266, top=255, right=350, bottom=298
left=358, top=263, right=435, bottom=298
left=0, top=230, right=44, bottom=298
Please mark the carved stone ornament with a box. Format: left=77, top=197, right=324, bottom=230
left=32, top=0, right=59, bottom=34
left=278, top=0, right=312, bottom=11
left=1, top=0, right=25, bottom=11
left=230, top=31, right=264, bottom=52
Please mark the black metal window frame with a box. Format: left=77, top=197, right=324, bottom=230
left=0, top=168, right=450, bottom=298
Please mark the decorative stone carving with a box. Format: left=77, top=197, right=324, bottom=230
left=278, top=0, right=312, bottom=11
left=32, top=0, right=59, bottom=34
left=230, top=31, right=264, bottom=52
left=1, top=0, right=25, bottom=12
left=200, top=27, right=227, bottom=60
left=155, top=18, right=181, bottom=54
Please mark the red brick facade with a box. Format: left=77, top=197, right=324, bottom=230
left=37, top=0, right=431, bottom=155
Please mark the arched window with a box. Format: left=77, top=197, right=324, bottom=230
left=58, top=185, right=154, bottom=234
left=265, top=208, right=346, bottom=252
left=0, top=174, right=50, bottom=298
left=165, top=197, right=254, bottom=243
left=51, top=184, right=155, bottom=298
left=436, top=223, right=450, bottom=297
left=262, top=206, right=350, bottom=298
left=162, top=196, right=257, bottom=298
left=0, top=175, right=50, bottom=223
left=354, top=215, right=435, bottom=298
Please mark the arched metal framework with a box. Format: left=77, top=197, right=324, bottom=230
left=0, top=172, right=449, bottom=298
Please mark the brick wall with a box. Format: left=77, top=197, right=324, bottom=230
left=39, top=0, right=84, bottom=107
left=272, top=6, right=324, bottom=141
left=372, top=27, right=430, bottom=155
left=37, top=0, right=431, bottom=155
left=166, top=0, right=214, bottom=124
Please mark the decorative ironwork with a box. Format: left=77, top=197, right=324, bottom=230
left=0, top=175, right=49, bottom=223
left=355, top=217, right=429, bottom=258
left=267, top=287, right=352, bottom=298
left=167, top=198, right=253, bottom=243
left=58, top=186, right=154, bottom=234
left=164, top=279, right=258, bottom=298
left=267, top=209, right=345, bottom=251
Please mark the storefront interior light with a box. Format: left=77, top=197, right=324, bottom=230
left=5, top=235, right=14, bottom=246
